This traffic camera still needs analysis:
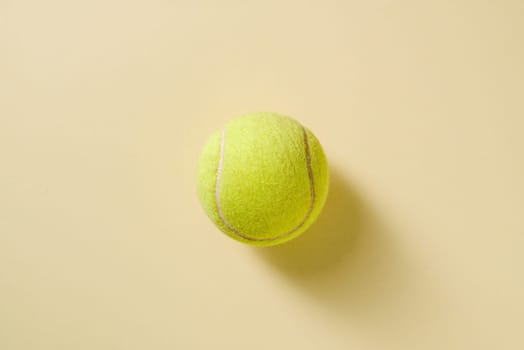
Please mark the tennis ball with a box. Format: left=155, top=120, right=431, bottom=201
left=197, top=112, right=329, bottom=246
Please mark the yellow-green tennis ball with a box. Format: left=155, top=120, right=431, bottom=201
left=197, top=112, right=329, bottom=246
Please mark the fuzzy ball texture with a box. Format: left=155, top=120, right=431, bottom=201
left=197, top=112, right=329, bottom=246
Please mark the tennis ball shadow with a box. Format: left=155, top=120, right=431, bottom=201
left=255, top=167, right=363, bottom=274
left=255, top=167, right=409, bottom=316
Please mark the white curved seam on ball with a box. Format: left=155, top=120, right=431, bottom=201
left=215, top=126, right=316, bottom=242
left=214, top=128, right=244, bottom=238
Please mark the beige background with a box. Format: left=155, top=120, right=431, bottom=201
left=2, top=1, right=524, bottom=349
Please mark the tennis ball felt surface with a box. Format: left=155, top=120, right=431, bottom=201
left=197, top=112, right=329, bottom=246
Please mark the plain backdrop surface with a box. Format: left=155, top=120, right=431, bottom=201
left=1, top=1, right=524, bottom=349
